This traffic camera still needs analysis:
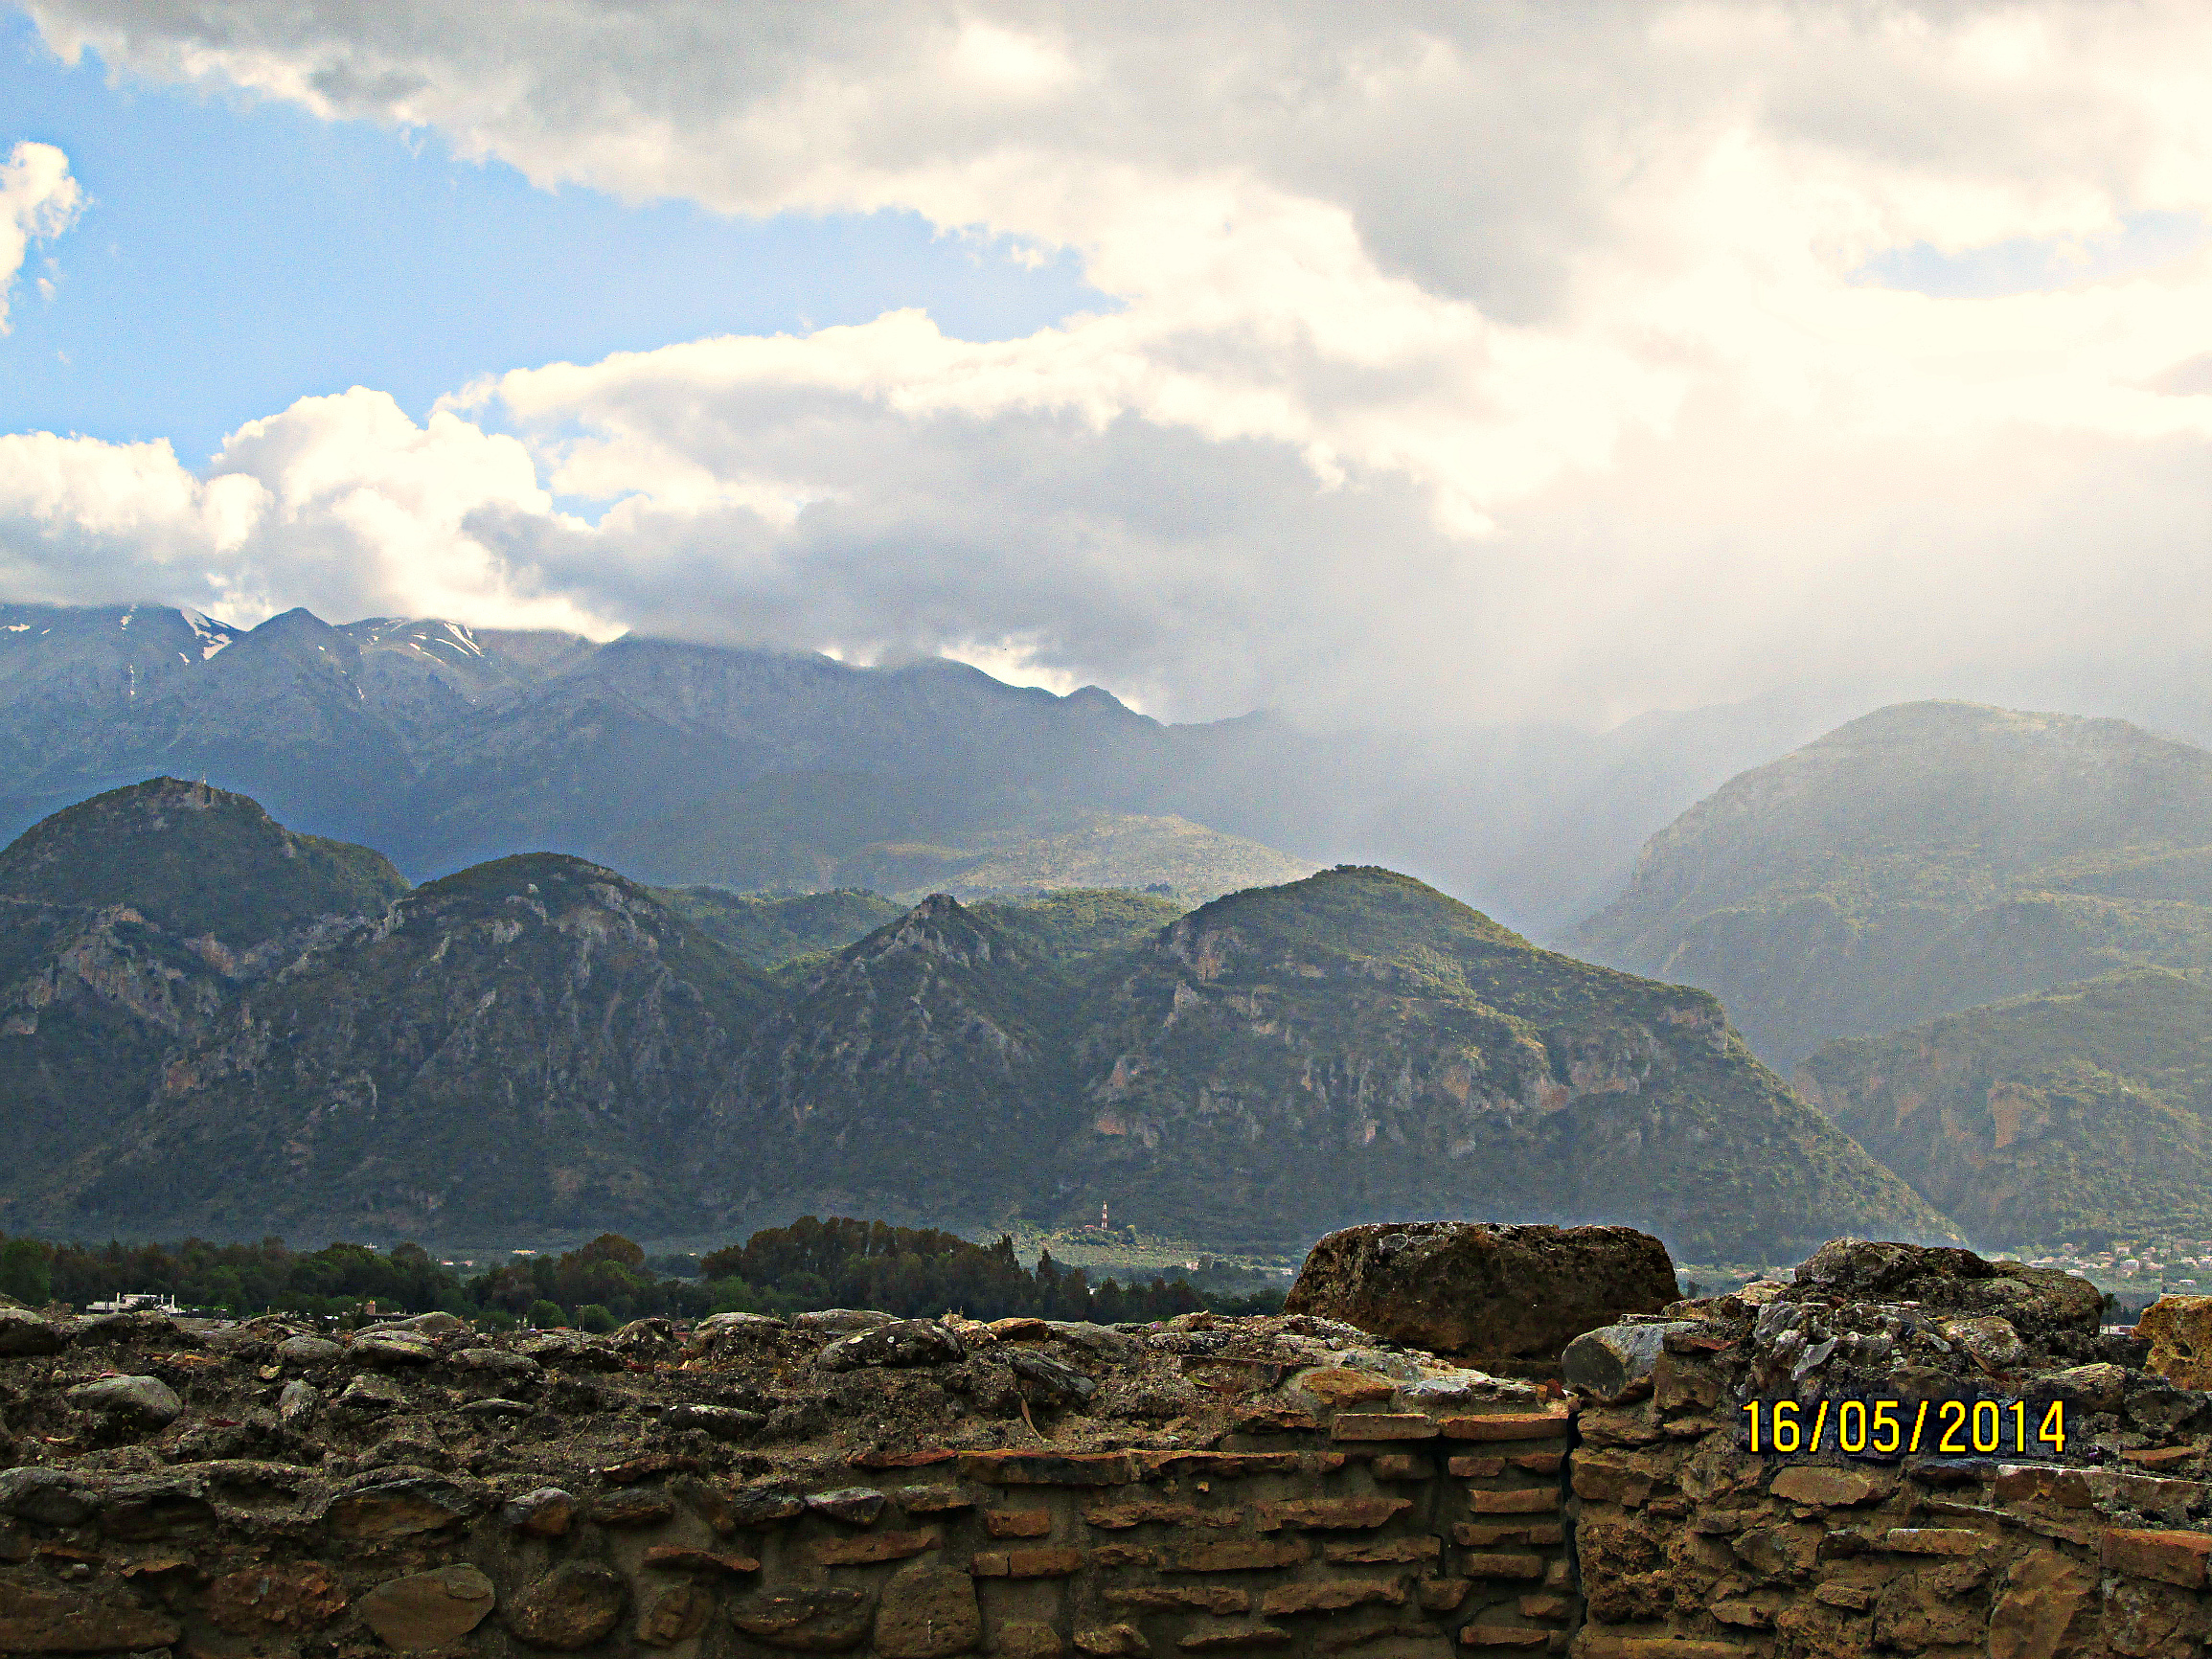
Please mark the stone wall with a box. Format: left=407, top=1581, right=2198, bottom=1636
left=0, top=1405, right=1579, bottom=1657
left=1569, top=1333, right=2212, bottom=1659
left=8, top=1239, right=2212, bottom=1658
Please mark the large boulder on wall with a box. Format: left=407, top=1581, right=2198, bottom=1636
left=1282, top=1221, right=1678, bottom=1363
left=1790, top=1239, right=2105, bottom=1353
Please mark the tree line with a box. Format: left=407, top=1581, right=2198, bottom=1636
left=0, top=1216, right=1285, bottom=1329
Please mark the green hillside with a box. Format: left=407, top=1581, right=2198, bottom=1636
left=1796, top=968, right=2212, bottom=1247
left=1569, top=702, right=2212, bottom=1064
left=970, top=888, right=1188, bottom=962
left=656, top=886, right=906, bottom=966
left=0, top=777, right=408, bottom=946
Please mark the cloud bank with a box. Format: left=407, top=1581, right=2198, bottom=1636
left=5, top=3, right=2212, bottom=725
left=0, top=140, right=80, bottom=331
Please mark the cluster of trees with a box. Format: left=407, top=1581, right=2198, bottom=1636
left=0, top=1216, right=1285, bottom=1327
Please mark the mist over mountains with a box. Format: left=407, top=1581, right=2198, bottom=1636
left=0, top=600, right=1848, bottom=936
left=17, top=596, right=2212, bottom=1257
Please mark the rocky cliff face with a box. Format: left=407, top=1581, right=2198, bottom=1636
left=1795, top=968, right=2212, bottom=1246
left=30, top=855, right=776, bottom=1242
left=0, top=782, right=411, bottom=1238
left=701, top=897, right=1083, bottom=1230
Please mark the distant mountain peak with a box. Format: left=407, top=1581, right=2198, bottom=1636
left=1572, top=698, right=2212, bottom=1064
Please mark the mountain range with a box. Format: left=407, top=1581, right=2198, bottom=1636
left=0, top=777, right=1950, bottom=1261
left=0, top=600, right=1877, bottom=934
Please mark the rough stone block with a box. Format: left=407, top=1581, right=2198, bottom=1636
left=1562, top=1323, right=1699, bottom=1402
left=1461, top=1554, right=1545, bottom=1580
left=1176, top=1624, right=1292, bottom=1650
left=1569, top=1453, right=1653, bottom=1507
left=1326, top=1536, right=1440, bottom=1564
left=1168, top=1539, right=1311, bottom=1573
left=1768, top=1466, right=1881, bottom=1507
left=987, top=1509, right=1054, bottom=1537
left=810, top=1528, right=940, bottom=1565
left=2133, top=1295, right=2212, bottom=1390
left=971, top=1547, right=1084, bottom=1578
left=1259, top=1578, right=1409, bottom=1615
left=1258, top=1496, right=1410, bottom=1531
left=899, top=1487, right=976, bottom=1513
left=1467, top=1489, right=1559, bottom=1514
left=1511, top=1452, right=1562, bottom=1475
left=1988, top=1547, right=2093, bottom=1659
left=997, top=1622, right=1066, bottom=1659
left=809, top=1487, right=891, bottom=1525
left=1995, top=1465, right=2092, bottom=1509
left=1107, top=1587, right=1252, bottom=1614
left=588, top=1489, right=675, bottom=1527
left=206, top=1562, right=349, bottom=1634
left=1518, top=1595, right=1571, bottom=1620
left=1449, top=1456, right=1505, bottom=1478
left=878, top=1564, right=983, bottom=1659
left=1334, top=1414, right=1441, bottom=1442
left=1284, top=1221, right=1676, bottom=1362
left=2102, top=1527, right=2212, bottom=1588
left=644, top=1545, right=761, bottom=1575
left=508, top=1562, right=628, bottom=1651
left=1371, top=1454, right=1436, bottom=1481
left=1457, top=1626, right=1548, bottom=1648
left=638, top=1582, right=715, bottom=1648
left=1880, top=1528, right=1991, bottom=1556
left=1296, top=1368, right=1399, bottom=1408
left=732, top=1587, right=877, bottom=1652
left=0, top=1582, right=181, bottom=1652
left=1076, top=1625, right=1150, bottom=1656
left=327, top=1473, right=482, bottom=1538
left=354, top=1564, right=494, bottom=1651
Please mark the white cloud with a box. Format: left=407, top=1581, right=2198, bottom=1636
left=0, top=389, right=616, bottom=636
left=11, top=4, right=2212, bottom=726
left=0, top=141, right=81, bottom=332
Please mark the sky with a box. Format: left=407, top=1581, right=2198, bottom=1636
left=1, top=1, right=2210, bottom=732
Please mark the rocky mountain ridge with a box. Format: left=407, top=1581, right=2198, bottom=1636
left=0, top=781, right=1950, bottom=1259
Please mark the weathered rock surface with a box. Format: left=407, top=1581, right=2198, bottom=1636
left=62, top=1374, right=181, bottom=1430
left=356, top=1563, right=497, bottom=1650
left=818, top=1319, right=968, bottom=1372
left=508, top=1561, right=627, bottom=1649
left=2137, top=1294, right=2212, bottom=1390
left=1284, top=1221, right=1679, bottom=1362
